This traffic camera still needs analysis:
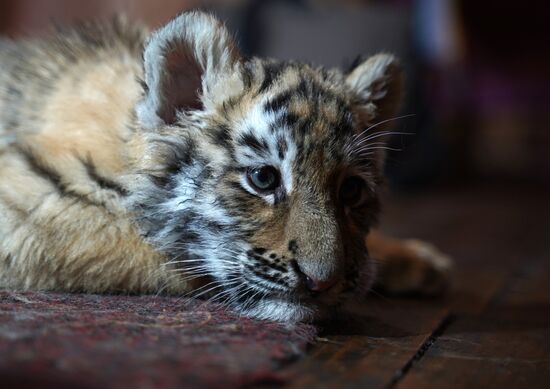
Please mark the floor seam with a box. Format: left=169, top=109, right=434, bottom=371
left=385, top=313, right=456, bottom=389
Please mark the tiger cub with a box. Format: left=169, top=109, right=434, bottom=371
left=0, top=12, right=451, bottom=321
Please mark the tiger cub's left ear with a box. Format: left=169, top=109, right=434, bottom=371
left=136, top=11, right=242, bottom=129
left=345, top=54, right=404, bottom=125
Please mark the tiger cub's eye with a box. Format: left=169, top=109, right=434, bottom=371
left=340, top=176, right=367, bottom=207
left=247, top=166, right=280, bottom=192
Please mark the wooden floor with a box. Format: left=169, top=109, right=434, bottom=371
left=279, top=183, right=550, bottom=388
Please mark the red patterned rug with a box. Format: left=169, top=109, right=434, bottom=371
left=0, top=291, right=316, bottom=388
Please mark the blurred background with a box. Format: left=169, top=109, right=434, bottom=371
left=1, top=0, right=549, bottom=192
left=2, top=3, right=549, bottom=384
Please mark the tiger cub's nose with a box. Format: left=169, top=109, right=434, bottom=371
left=304, top=276, right=338, bottom=292
left=294, top=262, right=339, bottom=292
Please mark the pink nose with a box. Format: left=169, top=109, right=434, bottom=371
left=304, top=275, right=338, bottom=292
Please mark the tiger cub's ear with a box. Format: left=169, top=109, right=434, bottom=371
left=345, top=54, right=404, bottom=127
left=136, top=11, right=242, bottom=129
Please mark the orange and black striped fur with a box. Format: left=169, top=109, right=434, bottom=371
left=0, top=12, right=451, bottom=321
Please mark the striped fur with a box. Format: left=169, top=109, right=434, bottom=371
left=0, top=12, right=450, bottom=322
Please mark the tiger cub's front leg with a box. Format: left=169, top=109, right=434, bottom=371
left=366, top=230, right=453, bottom=296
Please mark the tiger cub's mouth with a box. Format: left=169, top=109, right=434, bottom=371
left=195, top=251, right=372, bottom=322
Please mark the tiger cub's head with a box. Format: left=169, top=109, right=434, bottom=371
left=129, top=12, right=403, bottom=322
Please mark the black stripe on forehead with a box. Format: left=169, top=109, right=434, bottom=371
left=264, top=90, right=293, bottom=113
left=237, top=130, right=269, bottom=156
left=264, top=75, right=349, bottom=115
left=279, top=111, right=299, bottom=128
left=258, top=61, right=286, bottom=93
left=269, top=111, right=299, bottom=136
left=295, top=76, right=338, bottom=101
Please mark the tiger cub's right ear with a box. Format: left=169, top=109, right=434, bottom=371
left=136, top=11, right=242, bottom=129
left=345, top=54, right=404, bottom=127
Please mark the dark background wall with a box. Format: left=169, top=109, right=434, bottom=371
left=1, top=0, right=548, bottom=192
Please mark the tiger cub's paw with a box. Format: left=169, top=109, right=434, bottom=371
left=375, top=239, right=453, bottom=296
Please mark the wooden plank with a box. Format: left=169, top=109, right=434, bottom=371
left=284, top=299, right=449, bottom=388
left=396, top=256, right=550, bottom=389
left=391, top=187, right=550, bottom=388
